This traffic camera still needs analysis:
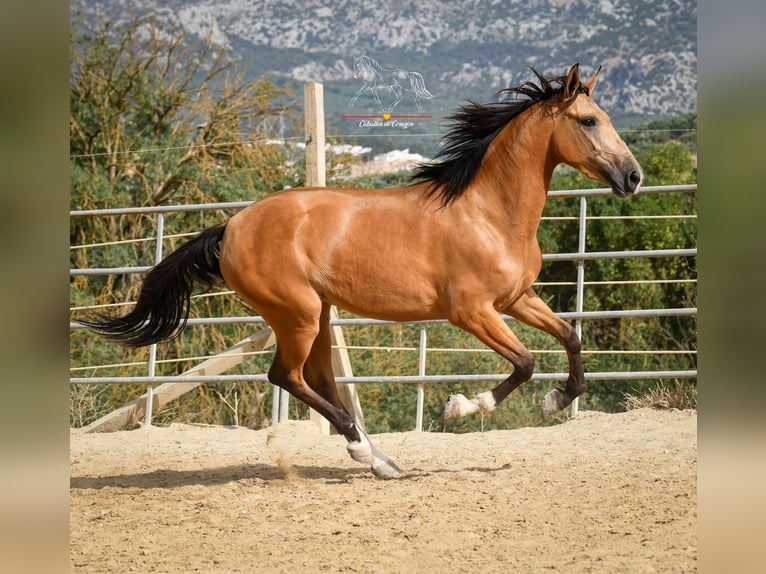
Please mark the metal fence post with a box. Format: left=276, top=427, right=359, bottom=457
left=416, top=326, right=427, bottom=431
left=271, top=386, right=280, bottom=425
left=144, top=213, right=164, bottom=427
left=572, top=196, right=587, bottom=418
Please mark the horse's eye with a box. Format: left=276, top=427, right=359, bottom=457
left=581, top=117, right=597, bottom=128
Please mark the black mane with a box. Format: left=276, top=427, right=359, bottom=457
left=411, top=68, right=585, bottom=207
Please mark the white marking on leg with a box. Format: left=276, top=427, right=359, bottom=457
left=473, top=390, right=497, bottom=413
left=346, top=428, right=373, bottom=464
left=443, top=392, right=496, bottom=421
left=346, top=425, right=403, bottom=478
left=442, top=393, right=480, bottom=421
left=368, top=443, right=403, bottom=479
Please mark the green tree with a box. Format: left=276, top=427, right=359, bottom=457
left=70, top=17, right=299, bottom=292
left=70, top=19, right=294, bottom=211
left=70, top=16, right=298, bottom=427
left=622, top=112, right=697, bottom=154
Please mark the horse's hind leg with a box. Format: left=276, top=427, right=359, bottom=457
left=302, top=303, right=347, bottom=413
left=388, top=85, right=403, bottom=112
left=271, top=302, right=402, bottom=478
left=504, top=288, right=585, bottom=418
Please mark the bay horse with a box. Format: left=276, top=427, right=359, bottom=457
left=82, top=64, right=642, bottom=478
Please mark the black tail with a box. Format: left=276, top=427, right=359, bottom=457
left=80, top=224, right=227, bottom=348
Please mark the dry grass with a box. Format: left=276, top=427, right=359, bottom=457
left=621, top=380, right=697, bottom=411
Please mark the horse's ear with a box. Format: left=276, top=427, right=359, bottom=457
left=563, top=64, right=581, bottom=100
left=583, top=66, right=602, bottom=97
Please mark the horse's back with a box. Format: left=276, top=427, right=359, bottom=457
left=218, top=185, right=446, bottom=320
left=227, top=185, right=427, bottom=237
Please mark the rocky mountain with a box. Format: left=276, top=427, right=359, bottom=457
left=72, top=0, right=696, bottom=144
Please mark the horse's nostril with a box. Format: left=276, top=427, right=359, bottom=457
left=628, top=170, right=641, bottom=191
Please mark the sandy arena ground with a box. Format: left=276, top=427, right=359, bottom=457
left=70, top=408, right=697, bottom=573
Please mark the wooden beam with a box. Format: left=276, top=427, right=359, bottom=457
left=303, top=82, right=326, bottom=187
left=331, top=308, right=366, bottom=433
left=79, top=328, right=276, bottom=433
left=302, top=82, right=365, bottom=434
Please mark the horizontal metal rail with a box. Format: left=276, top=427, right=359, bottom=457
left=67, top=184, right=697, bottom=218
left=546, top=183, right=697, bottom=199
left=69, top=200, right=255, bottom=218
left=70, top=307, right=697, bottom=331
left=71, top=266, right=153, bottom=276
left=542, top=248, right=696, bottom=262
left=70, top=347, right=697, bottom=374
left=70, top=370, right=698, bottom=386
left=69, top=247, right=698, bottom=277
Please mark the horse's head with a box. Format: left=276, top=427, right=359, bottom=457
left=550, top=64, right=642, bottom=198
left=352, top=56, right=370, bottom=79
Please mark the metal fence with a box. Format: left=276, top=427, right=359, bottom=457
left=70, top=184, right=697, bottom=429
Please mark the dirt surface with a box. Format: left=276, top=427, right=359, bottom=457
left=70, top=408, right=696, bottom=573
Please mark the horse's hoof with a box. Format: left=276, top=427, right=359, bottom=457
left=371, top=454, right=404, bottom=479
left=347, top=439, right=373, bottom=465
left=442, top=393, right=480, bottom=421
left=542, top=389, right=564, bottom=418
left=347, top=426, right=404, bottom=478
left=474, top=390, right=497, bottom=413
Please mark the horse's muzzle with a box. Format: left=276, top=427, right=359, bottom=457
left=611, top=160, right=643, bottom=198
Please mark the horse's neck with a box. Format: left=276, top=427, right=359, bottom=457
left=365, top=59, right=383, bottom=76
left=466, top=111, right=555, bottom=232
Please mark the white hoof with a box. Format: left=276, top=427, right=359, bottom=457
left=442, top=392, right=496, bottom=421
left=347, top=437, right=373, bottom=465
left=542, top=389, right=564, bottom=418
left=347, top=427, right=404, bottom=478
left=474, top=390, right=497, bottom=413
left=442, top=393, right=480, bottom=421
left=370, top=445, right=404, bottom=479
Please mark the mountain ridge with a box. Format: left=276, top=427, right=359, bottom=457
left=72, top=0, right=697, bottom=128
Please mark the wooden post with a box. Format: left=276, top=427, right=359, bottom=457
left=303, top=82, right=365, bottom=435
left=303, top=82, right=326, bottom=187
left=303, top=82, right=327, bottom=431
left=330, top=308, right=367, bottom=433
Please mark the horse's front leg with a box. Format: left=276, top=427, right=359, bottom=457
left=348, top=85, right=368, bottom=108
left=442, top=306, right=535, bottom=421
left=504, top=288, right=585, bottom=418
